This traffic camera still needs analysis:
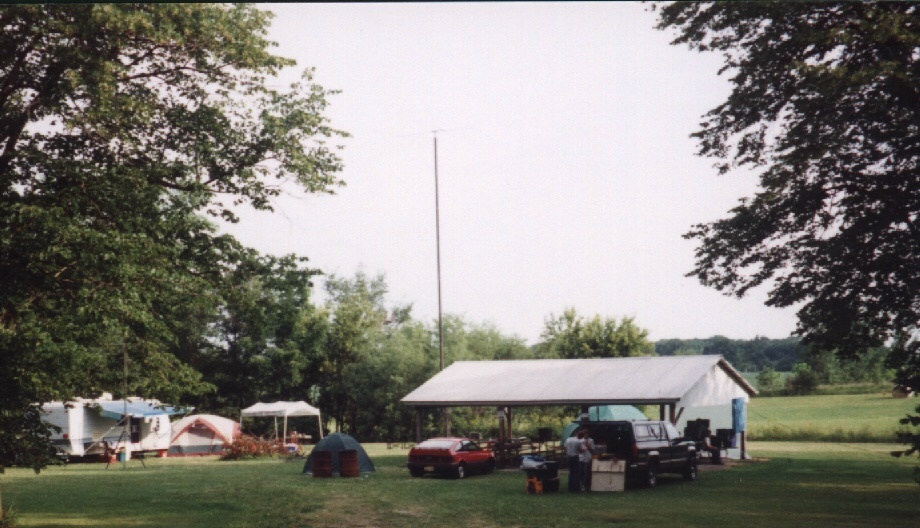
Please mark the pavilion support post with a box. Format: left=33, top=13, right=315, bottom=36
left=415, top=409, right=423, bottom=443
left=581, top=404, right=590, bottom=421
left=496, top=407, right=506, bottom=443
left=668, top=403, right=676, bottom=424
left=659, top=405, right=666, bottom=421
left=506, top=407, right=513, bottom=440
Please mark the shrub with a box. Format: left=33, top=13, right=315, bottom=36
left=220, top=435, right=289, bottom=461
left=757, top=367, right=783, bottom=392
left=786, top=363, right=819, bottom=395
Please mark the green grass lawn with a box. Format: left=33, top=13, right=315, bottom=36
left=748, top=393, right=918, bottom=441
left=3, top=441, right=917, bottom=528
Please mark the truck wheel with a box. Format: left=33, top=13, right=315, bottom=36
left=644, top=460, right=658, bottom=488
left=683, top=456, right=698, bottom=481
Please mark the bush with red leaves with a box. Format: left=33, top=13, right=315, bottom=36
left=220, top=435, right=289, bottom=460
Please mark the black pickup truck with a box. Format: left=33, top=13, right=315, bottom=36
left=569, top=420, right=698, bottom=487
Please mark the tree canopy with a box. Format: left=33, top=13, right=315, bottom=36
left=655, top=2, right=920, bottom=367
left=535, top=308, right=655, bottom=359
left=0, top=4, right=345, bottom=471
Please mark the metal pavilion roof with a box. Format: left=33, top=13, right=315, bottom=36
left=400, top=355, right=756, bottom=408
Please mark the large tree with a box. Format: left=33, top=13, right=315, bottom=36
left=655, top=2, right=919, bottom=369
left=0, top=4, right=345, bottom=471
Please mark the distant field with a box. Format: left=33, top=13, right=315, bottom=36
left=3, top=442, right=916, bottom=528
left=748, top=392, right=918, bottom=442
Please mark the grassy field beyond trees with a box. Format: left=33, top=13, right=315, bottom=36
left=747, top=393, right=918, bottom=442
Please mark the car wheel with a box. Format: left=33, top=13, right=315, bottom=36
left=644, top=460, right=658, bottom=488
left=683, top=456, right=698, bottom=481
left=409, top=467, right=424, bottom=478
left=455, top=463, right=466, bottom=479
left=482, top=459, right=495, bottom=475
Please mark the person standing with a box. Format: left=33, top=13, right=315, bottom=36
left=564, top=430, right=584, bottom=492
left=580, top=428, right=595, bottom=491
left=703, top=429, right=723, bottom=465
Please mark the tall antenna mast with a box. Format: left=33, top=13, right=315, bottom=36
left=433, top=132, right=444, bottom=372
left=433, top=131, right=451, bottom=436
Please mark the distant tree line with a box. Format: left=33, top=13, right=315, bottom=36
left=655, top=336, right=804, bottom=372
left=655, top=336, right=892, bottom=395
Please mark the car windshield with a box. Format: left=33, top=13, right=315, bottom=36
left=416, top=439, right=455, bottom=450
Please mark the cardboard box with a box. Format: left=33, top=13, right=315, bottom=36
left=591, top=459, right=626, bottom=492
left=591, top=471, right=625, bottom=492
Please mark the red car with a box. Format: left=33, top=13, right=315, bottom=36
left=407, top=437, right=496, bottom=479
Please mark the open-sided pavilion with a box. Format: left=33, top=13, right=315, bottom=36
left=401, top=355, right=757, bottom=460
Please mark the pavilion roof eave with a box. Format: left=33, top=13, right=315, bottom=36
left=401, top=398, right=682, bottom=409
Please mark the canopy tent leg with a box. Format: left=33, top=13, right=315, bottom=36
left=317, top=413, right=324, bottom=439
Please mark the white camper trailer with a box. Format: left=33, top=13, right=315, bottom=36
left=41, top=394, right=184, bottom=459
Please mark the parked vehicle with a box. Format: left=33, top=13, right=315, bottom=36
left=569, top=420, right=697, bottom=487
left=407, top=437, right=496, bottom=479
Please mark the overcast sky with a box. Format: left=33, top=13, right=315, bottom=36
left=225, top=2, right=799, bottom=345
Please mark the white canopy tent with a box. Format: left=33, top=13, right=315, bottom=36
left=240, top=401, right=324, bottom=441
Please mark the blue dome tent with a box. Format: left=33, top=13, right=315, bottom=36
left=303, top=433, right=375, bottom=476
